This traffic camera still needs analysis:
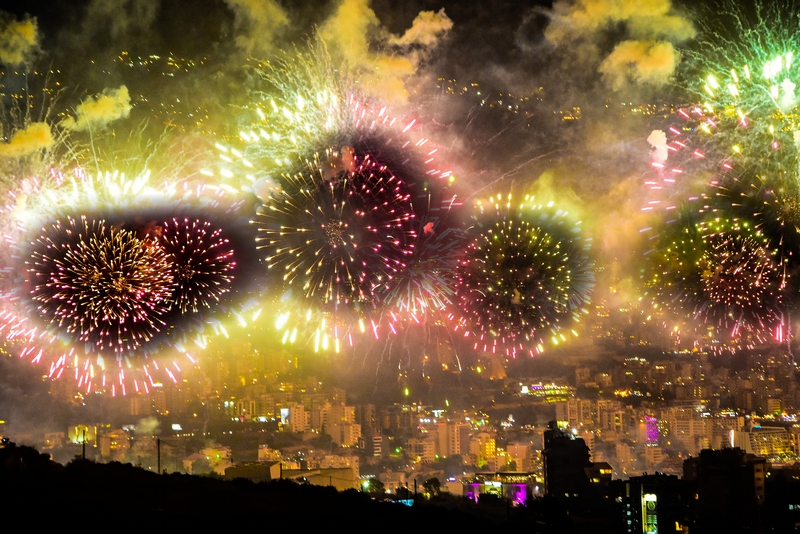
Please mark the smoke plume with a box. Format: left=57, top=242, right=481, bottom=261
left=224, top=0, right=289, bottom=58
left=0, top=122, right=53, bottom=158
left=320, top=0, right=452, bottom=104
left=62, top=86, right=132, bottom=132
left=0, top=12, right=39, bottom=66
left=545, top=0, right=694, bottom=89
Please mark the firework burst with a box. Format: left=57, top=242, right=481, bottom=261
left=157, top=217, right=237, bottom=313
left=376, top=196, right=464, bottom=316
left=27, top=216, right=175, bottom=354
left=646, top=211, right=785, bottom=340
left=454, top=194, right=594, bottom=357
left=0, top=159, right=261, bottom=395
left=684, top=3, right=800, bottom=180
left=255, top=149, right=416, bottom=308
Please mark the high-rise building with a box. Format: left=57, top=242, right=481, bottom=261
left=684, top=448, right=767, bottom=532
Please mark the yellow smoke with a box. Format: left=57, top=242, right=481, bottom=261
left=523, top=170, right=587, bottom=222
left=320, top=0, right=379, bottom=64
left=62, top=86, right=132, bottom=131
left=546, top=0, right=694, bottom=89
left=0, top=14, right=39, bottom=65
left=320, top=0, right=452, bottom=104
left=600, top=40, right=679, bottom=90
left=389, top=9, right=454, bottom=47
left=0, top=122, right=54, bottom=158
left=224, top=0, right=289, bottom=58
left=547, top=0, right=694, bottom=44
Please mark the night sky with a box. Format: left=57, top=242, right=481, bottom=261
left=4, top=0, right=793, bottom=424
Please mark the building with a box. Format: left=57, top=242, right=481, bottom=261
left=282, top=467, right=359, bottom=491
left=463, top=472, right=535, bottom=505
left=407, top=436, right=436, bottom=463
left=542, top=422, right=595, bottom=501
left=327, top=422, right=361, bottom=447
left=437, top=421, right=469, bottom=457
left=733, top=426, right=795, bottom=461
left=613, top=474, right=686, bottom=534
left=684, top=448, right=768, bottom=532
left=225, top=461, right=281, bottom=482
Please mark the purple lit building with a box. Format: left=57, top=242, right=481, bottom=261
left=462, top=472, right=536, bottom=506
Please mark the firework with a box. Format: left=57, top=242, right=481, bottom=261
left=684, top=3, right=800, bottom=178
left=646, top=212, right=784, bottom=339
left=711, top=167, right=800, bottom=290
left=212, top=40, right=453, bottom=196
left=0, top=160, right=261, bottom=395
left=641, top=114, right=730, bottom=214
left=27, top=216, right=175, bottom=354
left=376, top=197, right=465, bottom=316
left=157, top=217, right=237, bottom=313
left=244, top=39, right=357, bottom=167
left=454, top=195, right=594, bottom=357
left=255, top=149, right=416, bottom=308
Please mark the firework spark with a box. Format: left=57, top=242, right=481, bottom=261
left=684, top=3, right=800, bottom=179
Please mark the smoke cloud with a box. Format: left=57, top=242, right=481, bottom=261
left=320, top=0, right=452, bottom=104
left=0, top=13, right=40, bottom=66
left=647, top=129, right=669, bottom=164
left=136, top=416, right=160, bottom=436
left=62, top=86, right=132, bottom=132
left=600, top=40, right=679, bottom=90
left=82, top=0, right=159, bottom=44
left=545, top=0, right=694, bottom=89
left=388, top=9, right=454, bottom=48
left=224, top=0, right=289, bottom=58
left=0, top=122, right=54, bottom=158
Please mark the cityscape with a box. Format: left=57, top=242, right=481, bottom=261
left=3, top=0, right=800, bottom=531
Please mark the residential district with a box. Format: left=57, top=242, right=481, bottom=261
left=6, top=343, right=800, bottom=531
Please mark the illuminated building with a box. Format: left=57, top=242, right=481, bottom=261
left=68, top=425, right=100, bottom=445
left=327, top=422, right=361, bottom=447
left=257, top=445, right=282, bottom=462
left=613, top=474, right=685, bottom=534
left=42, top=432, right=66, bottom=449
left=463, top=472, right=534, bottom=506
left=282, top=402, right=310, bottom=432
left=520, top=382, right=575, bottom=402
left=407, top=437, right=436, bottom=463
left=645, top=416, right=659, bottom=444
left=469, top=432, right=496, bottom=468
left=437, top=421, right=469, bottom=457
left=733, top=426, right=796, bottom=462
left=99, top=429, right=131, bottom=459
